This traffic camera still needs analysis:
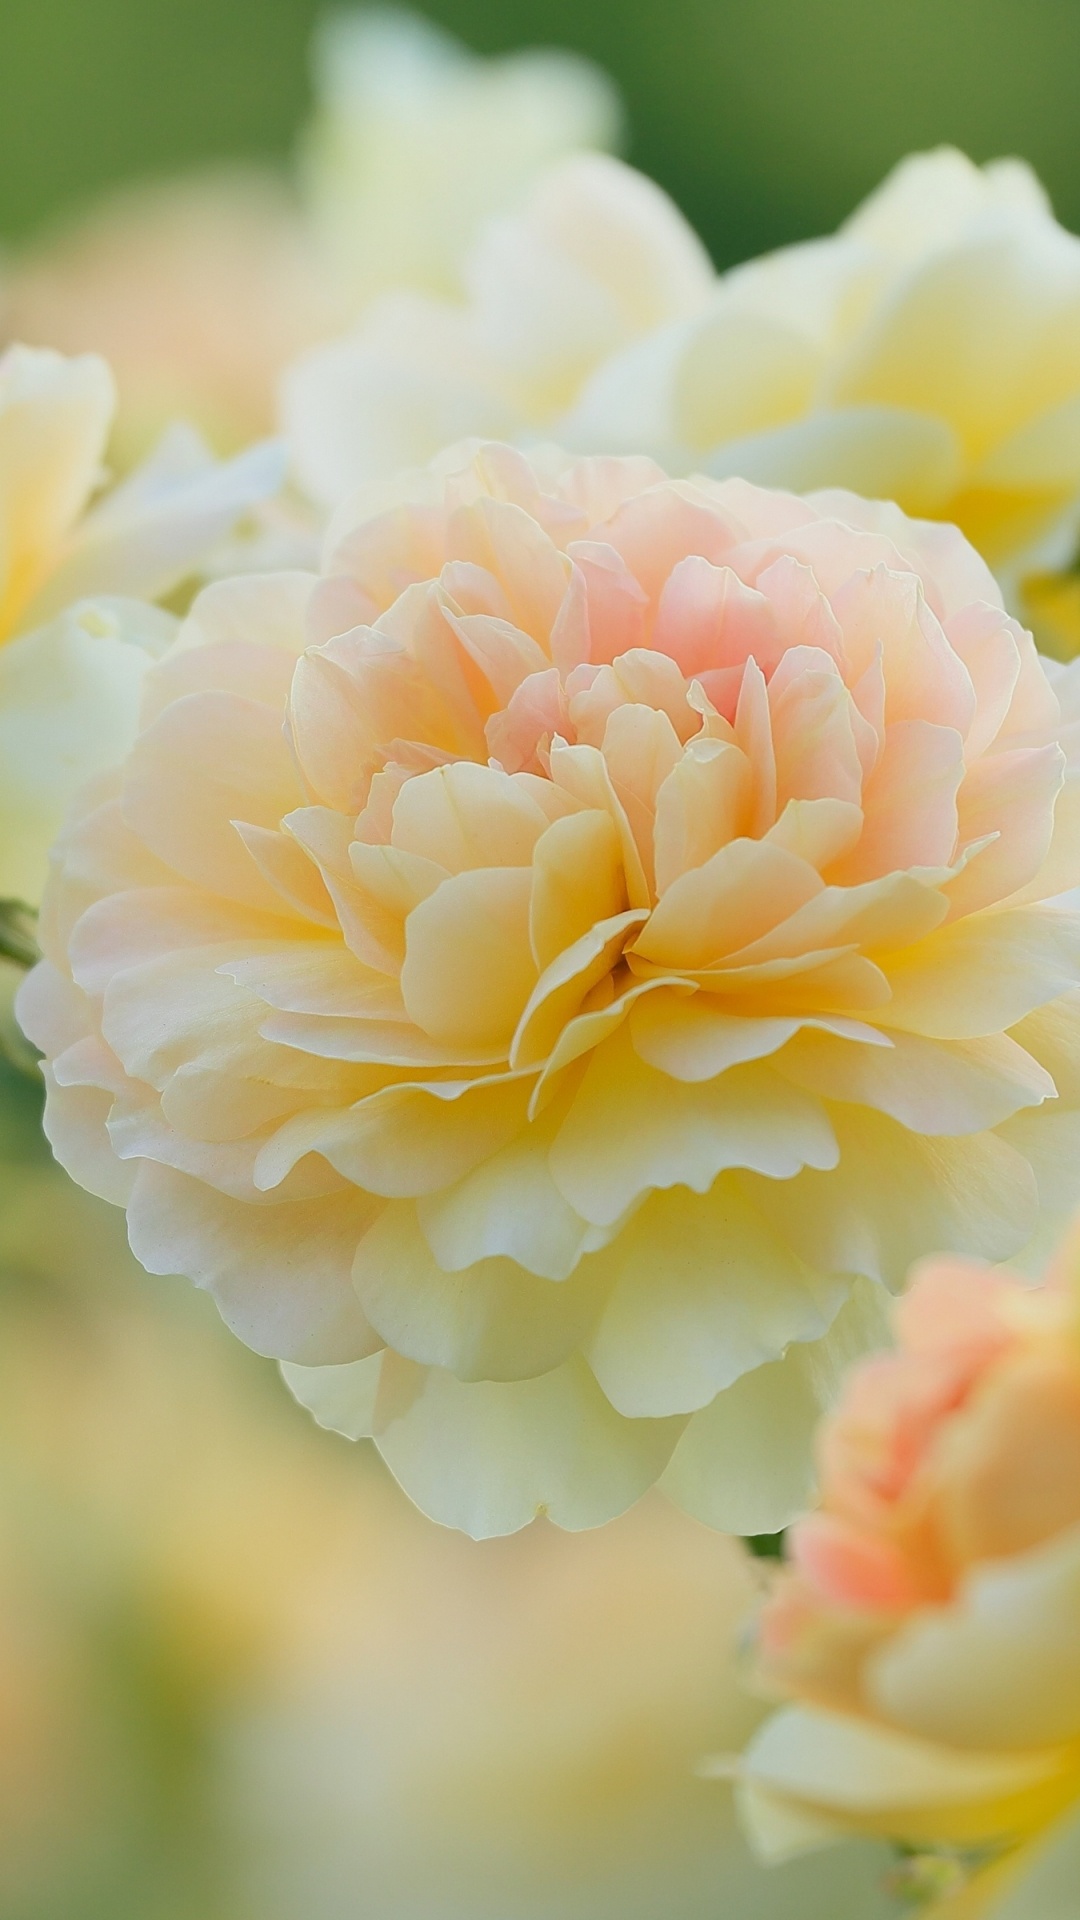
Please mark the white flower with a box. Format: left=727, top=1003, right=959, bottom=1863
left=0, top=344, right=282, bottom=904
left=301, top=6, right=624, bottom=308
left=284, top=146, right=1080, bottom=630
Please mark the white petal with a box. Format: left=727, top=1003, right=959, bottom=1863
left=586, top=1178, right=850, bottom=1416
left=353, top=1200, right=610, bottom=1381
left=0, top=599, right=172, bottom=904
left=23, top=426, right=285, bottom=624
left=127, top=1160, right=380, bottom=1363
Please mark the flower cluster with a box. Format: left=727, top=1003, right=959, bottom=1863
left=19, top=440, right=1080, bottom=1535
left=9, top=14, right=1080, bottom=1917
left=739, top=1229, right=1080, bottom=1914
left=286, top=147, right=1080, bottom=646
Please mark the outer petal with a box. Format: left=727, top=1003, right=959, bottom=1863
left=121, top=690, right=306, bottom=913
left=22, top=425, right=285, bottom=625
left=705, top=405, right=961, bottom=515
left=0, top=598, right=173, bottom=904
left=869, top=1523, right=1080, bottom=1752
left=739, top=1707, right=1062, bottom=1862
left=279, top=1350, right=385, bottom=1441
left=415, top=1091, right=607, bottom=1280
left=40, top=1066, right=136, bottom=1207
left=0, top=344, right=112, bottom=636
left=282, top=298, right=518, bottom=508
left=751, top=1107, right=1039, bottom=1288
left=127, top=1160, right=380, bottom=1363
left=352, top=1200, right=611, bottom=1381
left=586, top=1179, right=849, bottom=1417
left=777, top=1027, right=1055, bottom=1136
left=550, top=1031, right=838, bottom=1226
left=880, top=907, right=1080, bottom=1038
left=287, top=1348, right=686, bottom=1538
left=660, top=1279, right=890, bottom=1533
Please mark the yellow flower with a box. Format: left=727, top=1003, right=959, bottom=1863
left=285, top=147, right=1080, bottom=637
left=18, top=443, right=1080, bottom=1537
left=737, top=1227, right=1080, bottom=1916
left=0, top=343, right=281, bottom=904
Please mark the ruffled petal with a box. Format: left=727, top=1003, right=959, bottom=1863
left=586, top=1178, right=850, bottom=1416
left=374, top=1354, right=687, bottom=1537
left=353, top=1200, right=611, bottom=1380
left=127, top=1160, right=381, bottom=1363
left=661, top=1279, right=890, bottom=1532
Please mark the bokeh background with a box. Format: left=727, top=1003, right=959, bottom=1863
left=3, top=0, right=1080, bottom=262
left=2, top=2, right=1079, bottom=1915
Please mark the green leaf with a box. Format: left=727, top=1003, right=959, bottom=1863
left=0, top=899, right=38, bottom=971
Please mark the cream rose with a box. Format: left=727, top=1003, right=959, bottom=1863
left=285, top=147, right=1080, bottom=638
left=0, top=343, right=282, bottom=907
left=18, top=443, right=1080, bottom=1537
left=737, top=1232, right=1080, bottom=1916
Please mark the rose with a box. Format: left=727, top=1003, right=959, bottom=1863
left=2, top=172, right=341, bottom=467
left=19, top=442, right=1080, bottom=1538
left=738, top=1226, right=1080, bottom=1915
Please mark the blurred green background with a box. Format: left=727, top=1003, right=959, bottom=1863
left=3, top=0, right=1080, bottom=265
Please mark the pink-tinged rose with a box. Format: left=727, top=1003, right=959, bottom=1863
left=19, top=443, right=1080, bottom=1538
left=740, top=1228, right=1080, bottom=1915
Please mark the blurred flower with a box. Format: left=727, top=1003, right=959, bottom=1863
left=285, top=147, right=1080, bottom=642
left=736, top=1229, right=1080, bottom=1916
left=1, top=9, right=621, bottom=466
left=568, top=150, right=1080, bottom=597
left=1024, top=564, right=1080, bottom=665
left=285, top=150, right=713, bottom=506
left=0, top=1071, right=891, bottom=1920
left=301, top=7, right=624, bottom=310
left=19, top=441, right=1080, bottom=1539
left=2, top=170, right=343, bottom=470
left=0, top=342, right=281, bottom=907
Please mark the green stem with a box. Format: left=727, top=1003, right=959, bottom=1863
left=0, top=899, right=38, bottom=971
left=744, top=1531, right=786, bottom=1560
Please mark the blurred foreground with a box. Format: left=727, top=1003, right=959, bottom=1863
left=0, top=1059, right=897, bottom=1918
